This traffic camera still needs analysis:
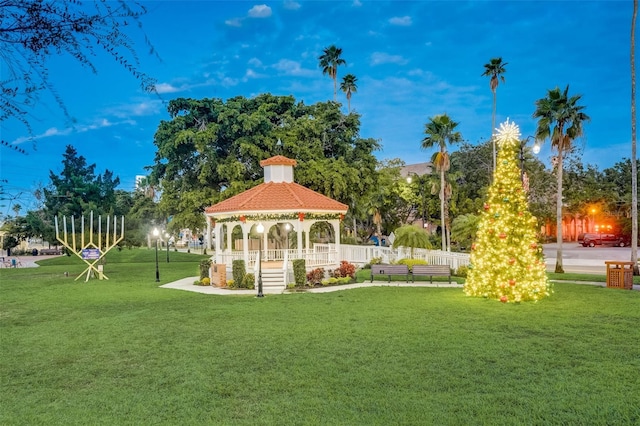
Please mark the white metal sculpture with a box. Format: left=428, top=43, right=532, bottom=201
left=54, top=212, right=124, bottom=281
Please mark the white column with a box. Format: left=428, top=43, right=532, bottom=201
left=226, top=224, right=233, bottom=255
left=214, top=223, right=222, bottom=264
left=242, top=223, right=250, bottom=267
left=297, top=221, right=304, bottom=258
left=206, top=217, right=212, bottom=250
left=332, top=219, right=341, bottom=265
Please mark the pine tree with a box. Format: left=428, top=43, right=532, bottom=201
left=464, top=120, right=551, bottom=303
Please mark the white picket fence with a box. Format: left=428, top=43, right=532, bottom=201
left=216, top=243, right=470, bottom=272
left=325, top=244, right=471, bottom=271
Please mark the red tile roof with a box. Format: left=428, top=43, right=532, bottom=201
left=205, top=181, right=348, bottom=215
left=259, top=155, right=297, bottom=167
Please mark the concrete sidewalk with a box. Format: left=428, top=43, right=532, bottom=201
left=0, top=255, right=62, bottom=268
left=160, top=277, right=464, bottom=295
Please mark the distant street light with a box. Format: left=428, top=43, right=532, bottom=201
left=519, top=136, right=541, bottom=184
left=153, top=228, right=160, bottom=282
left=256, top=223, right=265, bottom=298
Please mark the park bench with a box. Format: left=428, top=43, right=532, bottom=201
left=39, top=248, right=63, bottom=255
left=411, top=264, right=451, bottom=284
left=370, top=264, right=409, bottom=283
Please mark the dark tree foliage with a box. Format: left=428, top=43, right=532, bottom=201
left=44, top=145, right=120, bottom=218
left=0, top=0, right=156, bottom=147
left=150, top=94, right=380, bottom=232
left=449, top=140, right=493, bottom=215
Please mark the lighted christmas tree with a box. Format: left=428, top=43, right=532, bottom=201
left=464, top=120, right=551, bottom=303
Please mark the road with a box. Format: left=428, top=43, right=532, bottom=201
left=543, top=242, right=637, bottom=274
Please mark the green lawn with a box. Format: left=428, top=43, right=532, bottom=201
left=1, top=250, right=639, bottom=425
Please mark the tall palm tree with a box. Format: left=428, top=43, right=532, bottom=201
left=481, top=57, right=508, bottom=173
left=421, top=114, right=462, bottom=252
left=631, top=0, right=638, bottom=274
left=533, top=85, right=590, bottom=273
left=340, top=74, right=358, bottom=112
left=318, top=45, right=346, bottom=101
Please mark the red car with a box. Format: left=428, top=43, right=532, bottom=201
left=580, top=233, right=626, bottom=247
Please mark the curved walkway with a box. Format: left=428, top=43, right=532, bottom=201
left=160, top=277, right=463, bottom=295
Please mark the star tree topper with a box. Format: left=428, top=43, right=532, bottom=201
left=495, top=119, right=521, bottom=148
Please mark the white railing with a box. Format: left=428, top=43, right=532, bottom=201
left=216, top=244, right=470, bottom=272
left=317, top=244, right=471, bottom=271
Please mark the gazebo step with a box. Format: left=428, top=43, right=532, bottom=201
left=258, top=268, right=286, bottom=292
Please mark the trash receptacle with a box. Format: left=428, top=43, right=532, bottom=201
left=605, top=261, right=634, bottom=290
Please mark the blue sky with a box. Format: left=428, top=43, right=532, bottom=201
left=1, top=0, right=634, bottom=214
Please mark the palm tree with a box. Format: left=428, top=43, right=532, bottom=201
left=392, top=225, right=432, bottom=258
left=421, top=114, right=462, bottom=252
left=533, top=85, right=590, bottom=273
left=318, top=45, right=346, bottom=101
left=481, top=57, right=508, bottom=172
left=631, top=0, right=638, bottom=274
left=340, top=74, right=358, bottom=112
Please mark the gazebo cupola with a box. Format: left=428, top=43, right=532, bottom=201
left=262, top=155, right=295, bottom=183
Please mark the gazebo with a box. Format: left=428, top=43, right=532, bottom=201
left=204, top=155, right=348, bottom=290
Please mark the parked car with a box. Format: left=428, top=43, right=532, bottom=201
left=581, top=233, right=626, bottom=247
left=620, top=234, right=640, bottom=247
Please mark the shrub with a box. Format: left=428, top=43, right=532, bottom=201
left=396, top=258, right=428, bottom=272
left=243, top=273, right=255, bottom=290
left=333, top=260, right=356, bottom=278
left=370, top=257, right=382, bottom=265
left=226, top=279, right=235, bottom=288
left=201, top=277, right=210, bottom=286
left=322, top=276, right=353, bottom=286
left=323, top=277, right=338, bottom=286
left=199, top=259, right=212, bottom=279
left=293, top=259, right=306, bottom=287
left=232, top=260, right=246, bottom=285
left=455, top=265, right=469, bottom=278
left=306, top=268, right=325, bottom=286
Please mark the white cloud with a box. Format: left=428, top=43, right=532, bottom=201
left=108, top=100, right=163, bottom=118
left=220, top=77, right=239, bottom=87
left=284, top=0, right=300, bottom=10
left=389, top=16, right=412, bottom=26
left=353, top=0, right=362, bottom=6
left=244, top=69, right=265, bottom=80
left=248, top=57, right=263, bottom=67
left=370, top=52, right=408, bottom=66
left=154, top=83, right=181, bottom=94
left=272, top=59, right=316, bottom=77
left=11, top=118, right=136, bottom=145
left=248, top=4, right=272, bottom=18
left=225, top=17, right=243, bottom=27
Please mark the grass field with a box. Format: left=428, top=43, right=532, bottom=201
left=1, top=249, right=639, bottom=425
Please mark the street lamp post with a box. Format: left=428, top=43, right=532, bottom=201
left=165, top=232, right=170, bottom=262
left=153, top=228, right=160, bottom=282
left=519, top=136, right=541, bottom=184
left=256, top=223, right=264, bottom=297
left=590, top=208, right=596, bottom=232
